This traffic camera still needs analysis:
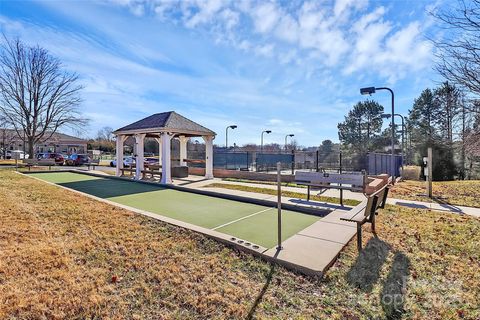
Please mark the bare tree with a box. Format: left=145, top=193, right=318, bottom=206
left=433, top=0, right=480, bottom=105
left=0, top=36, right=87, bottom=158
left=96, top=126, right=114, bottom=142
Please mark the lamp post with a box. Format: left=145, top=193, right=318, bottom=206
left=381, top=113, right=405, bottom=172
left=261, top=130, right=271, bottom=153
left=361, top=86, right=395, bottom=179
left=225, top=125, right=237, bottom=149
left=284, top=134, right=294, bottom=152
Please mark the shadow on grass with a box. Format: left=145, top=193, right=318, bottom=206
left=380, top=252, right=410, bottom=319
left=431, top=197, right=464, bottom=213
left=346, top=237, right=391, bottom=292
left=59, top=178, right=166, bottom=199
left=246, top=264, right=276, bottom=320
left=246, top=250, right=282, bottom=320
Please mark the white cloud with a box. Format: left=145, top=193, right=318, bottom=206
left=130, top=3, right=145, bottom=17
left=278, top=49, right=298, bottom=65
left=184, top=0, right=224, bottom=28
left=251, top=2, right=281, bottom=34
left=334, top=0, right=368, bottom=18
left=275, top=15, right=299, bottom=43
left=220, top=8, right=240, bottom=30
left=268, top=118, right=284, bottom=125
left=255, top=43, right=275, bottom=57
left=101, top=0, right=433, bottom=83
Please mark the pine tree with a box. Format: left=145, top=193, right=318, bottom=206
left=338, top=100, right=384, bottom=154
left=408, top=88, right=438, bottom=146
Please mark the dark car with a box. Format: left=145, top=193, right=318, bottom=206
left=65, top=154, right=90, bottom=166
left=36, top=152, right=64, bottom=165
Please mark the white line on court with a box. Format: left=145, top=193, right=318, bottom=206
left=211, top=207, right=275, bottom=230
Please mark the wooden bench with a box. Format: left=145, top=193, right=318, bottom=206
left=340, top=185, right=390, bottom=250
left=120, top=167, right=135, bottom=176
left=120, top=165, right=162, bottom=180
left=21, top=159, right=56, bottom=171
left=294, top=171, right=367, bottom=206
left=143, top=164, right=162, bottom=180
left=87, top=159, right=100, bottom=170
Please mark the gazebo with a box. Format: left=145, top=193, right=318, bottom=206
left=113, top=111, right=216, bottom=184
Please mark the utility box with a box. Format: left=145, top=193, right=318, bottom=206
left=423, top=157, right=428, bottom=177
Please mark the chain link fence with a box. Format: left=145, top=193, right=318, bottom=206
left=186, top=149, right=396, bottom=174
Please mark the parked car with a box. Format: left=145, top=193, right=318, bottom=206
left=145, top=157, right=159, bottom=165
left=36, top=152, right=64, bottom=165
left=1, top=149, right=11, bottom=159
left=110, top=156, right=135, bottom=167
left=65, top=154, right=90, bottom=166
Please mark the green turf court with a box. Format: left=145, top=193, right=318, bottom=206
left=29, top=172, right=321, bottom=249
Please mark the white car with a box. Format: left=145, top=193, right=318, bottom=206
left=110, top=156, right=135, bottom=167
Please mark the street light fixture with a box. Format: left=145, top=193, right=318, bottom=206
left=361, top=86, right=395, bottom=179
left=261, top=130, right=272, bottom=153
left=360, top=87, right=376, bottom=95
left=225, top=125, right=237, bottom=149
left=285, top=134, right=294, bottom=152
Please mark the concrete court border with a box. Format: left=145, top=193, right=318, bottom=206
left=20, top=170, right=351, bottom=277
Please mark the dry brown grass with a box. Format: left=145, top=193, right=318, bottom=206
left=0, top=159, right=17, bottom=165
left=391, top=179, right=480, bottom=208
left=1, top=169, right=479, bottom=319
left=402, top=166, right=421, bottom=180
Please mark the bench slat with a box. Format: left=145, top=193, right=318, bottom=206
left=295, top=181, right=364, bottom=191
left=295, top=171, right=365, bottom=186
left=24, top=159, right=56, bottom=165
left=340, top=200, right=368, bottom=222
left=294, top=171, right=366, bottom=193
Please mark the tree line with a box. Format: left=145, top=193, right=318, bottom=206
left=337, top=1, right=480, bottom=180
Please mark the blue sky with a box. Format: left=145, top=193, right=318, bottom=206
left=0, top=0, right=442, bottom=146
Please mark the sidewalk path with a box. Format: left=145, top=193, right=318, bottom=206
left=387, top=198, right=480, bottom=218
left=181, top=178, right=480, bottom=219
left=183, top=177, right=366, bottom=201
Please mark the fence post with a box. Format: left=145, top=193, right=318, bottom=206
left=339, top=152, right=342, bottom=173
left=339, top=152, right=343, bottom=206
left=225, top=151, right=228, bottom=170
left=291, top=149, right=295, bottom=175
left=276, top=162, right=283, bottom=251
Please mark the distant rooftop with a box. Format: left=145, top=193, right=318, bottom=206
left=1, top=129, right=86, bottom=143
left=114, top=111, right=216, bottom=137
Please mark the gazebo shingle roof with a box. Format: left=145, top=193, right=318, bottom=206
left=114, top=111, right=215, bottom=136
